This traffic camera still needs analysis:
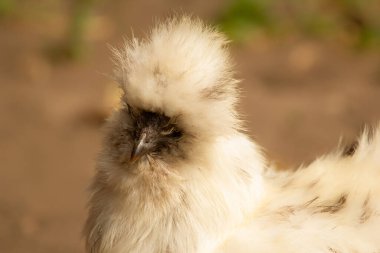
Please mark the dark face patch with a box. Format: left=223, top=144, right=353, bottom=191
left=126, top=105, right=184, bottom=158
left=103, top=104, right=185, bottom=166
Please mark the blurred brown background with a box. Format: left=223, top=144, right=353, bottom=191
left=0, top=0, right=379, bottom=252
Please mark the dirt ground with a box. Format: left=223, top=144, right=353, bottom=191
left=0, top=1, right=379, bottom=253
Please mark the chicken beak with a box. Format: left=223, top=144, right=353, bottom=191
left=130, top=133, right=149, bottom=163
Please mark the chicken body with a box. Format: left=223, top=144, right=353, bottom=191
left=219, top=129, right=380, bottom=253
left=84, top=16, right=380, bottom=253
left=84, top=17, right=266, bottom=253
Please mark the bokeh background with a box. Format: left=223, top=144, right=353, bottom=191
left=0, top=0, right=379, bottom=252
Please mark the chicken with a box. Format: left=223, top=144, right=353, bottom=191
left=218, top=127, right=380, bottom=253
left=84, top=16, right=266, bottom=253
left=84, top=16, right=380, bottom=253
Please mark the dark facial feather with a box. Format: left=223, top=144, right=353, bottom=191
left=105, top=105, right=185, bottom=166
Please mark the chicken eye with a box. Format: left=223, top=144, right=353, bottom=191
left=170, top=129, right=183, bottom=139
left=161, top=126, right=175, bottom=136
left=161, top=125, right=183, bottom=139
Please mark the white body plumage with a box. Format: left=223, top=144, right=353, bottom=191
left=85, top=17, right=266, bottom=253
left=84, top=16, right=380, bottom=253
left=219, top=128, right=380, bottom=252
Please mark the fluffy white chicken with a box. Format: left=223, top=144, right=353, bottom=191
left=84, top=16, right=265, bottom=253
left=84, top=16, right=380, bottom=253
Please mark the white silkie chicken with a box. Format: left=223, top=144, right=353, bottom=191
left=84, top=16, right=380, bottom=253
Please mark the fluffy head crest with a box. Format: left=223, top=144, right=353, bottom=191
left=113, top=16, right=240, bottom=137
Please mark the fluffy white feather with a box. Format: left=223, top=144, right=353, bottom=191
left=84, top=16, right=380, bottom=253
left=219, top=127, right=380, bottom=253
left=112, top=16, right=239, bottom=138
left=85, top=16, right=266, bottom=253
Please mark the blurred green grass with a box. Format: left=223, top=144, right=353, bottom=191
left=1, top=0, right=379, bottom=62
left=218, top=0, right=380, bottom=49
left=0, top=0, right=99, bottom=60
left=0, top=0, right=14, bottom=17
